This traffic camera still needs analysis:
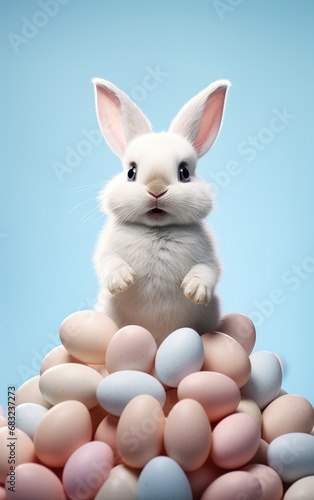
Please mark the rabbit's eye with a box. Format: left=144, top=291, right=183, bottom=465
left=127, top=162, right=137, bottom=181
left=178, top=162, right=190, bottom=183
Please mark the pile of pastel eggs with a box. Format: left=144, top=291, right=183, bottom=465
left=1, top=311, right=314, bottom=500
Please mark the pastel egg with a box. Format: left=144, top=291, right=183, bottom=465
left=39, top=363, right=103, bottom=408
left=186, top=457, right=222, bottom=500
left=63, top=441, right=114, bottom=500
left=155, top=328, right=204, bottom=387
left=15, top=375, right=51, bottom=408
left=0, top=427, right=36, bottom=483
left=283, top=476, right=314, bottom=499
left=235, top=397, right=262, bottom=426
left=34, top=400, right=92, bottom=467
left=40, top=344, right=84, bottom=374
left=0, top=487, right=5, bottom=500
left=241, top=351, right=282, bottom=409
left=96, top=370, right=166, bottom=416
left=137, top=456, right=193, bottom=500
left=210, top=412, right=261, bottom=469
left=15, top=402, right=48, bottom=440
left=248, top=439, right=269, bottom=465
left=117, top=395, right=165, bottom=468
left=106, top=325, right=157, bottom=373
left=218, top=313, right=256, bottom=354
left=164, top=399, right=211, bottom=471
left=95, top=464, right=139, bottom=500
left=95, top=414, right=121, bottom=464
left=59, top=310, right=118, bottom=364
left=178, top=371, right=241, bottom=422
left=201, top=332, right=251, bottom=388
left=0, top=416, right=7, bottom=428
left=201, top=471, right=263, bottom=500
left=242, top=464, right=283, bottom=500
left=262, top=394, right=314, bottom=442
left=5, top=463, right=66, bottom=500
left=267, top=432, right=314, bottom=482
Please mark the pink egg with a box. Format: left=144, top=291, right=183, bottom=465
left=0, top=486, right=6, bottom=500
left=5, top=463, right=66, bottom=500
left=201, top=471, right=263, bottom=500
left=210, top=412, right=261, bottom=469
left=218, top=313, right=256, bottom=354
left=186, top=456, right=223, bottom=499
left=242, top=464, right=283, bottom=500
left=178, top=371, right=241, bottom=422
left=105, top=325, right=157, bottom=373
left=63, top=441, right=114, bottom=500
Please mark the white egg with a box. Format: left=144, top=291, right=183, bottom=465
left=241, top=351, right=282, bottom=409
left=15, top=403, right=48, bottom=440
left=137, top=456, right=192, bottom=500
left=96, top=370, right=166, bottom=416
left=267, top=432, right=314, bottom=482
left=155, top=328, right=204, bottom=387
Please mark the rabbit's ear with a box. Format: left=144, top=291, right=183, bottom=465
left=92, top=78, right=152, bottom=158
left=169, top=80, right=230, bottom=159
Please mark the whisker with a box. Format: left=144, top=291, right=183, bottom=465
left=66, top=184, right=102, bottom=195
left=89, top=213, right=105, bottom=228
left=76, top=207, right=99, bottom=229
left=67, top=197, right=99, bottom=214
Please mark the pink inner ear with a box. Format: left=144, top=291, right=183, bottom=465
left=194, top=88, right=226, bottom=154
left=96, top=85, right=128, bottom=154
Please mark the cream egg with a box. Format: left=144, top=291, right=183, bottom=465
left=105, top=325, right=157, bottom=373
left=201, top=332, right=251, bottom=388
left=40, top=344, right=84, bottom=374
left=235, top=396, right=262, bottom=426
left=95, top=464, right=139, bottom=500
left=15, top=375, right=51, bottom=408
left=59, top=310, right=118, bottom=364
left=178, top=371, right=241, bottom=422
left=283, top=475, right=314, bottom=499
left=39, top=363, right=103, bottom=408
left=164, top=399, right=211, bottom=472
left=117, top=395, right=165, bottom=468
left=262, top=394, right=314, bottom=442
left=34, top=400, right=92, bottom=467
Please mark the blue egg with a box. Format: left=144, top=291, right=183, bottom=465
left=137, top=456, right=193, bottom=500
left=241, top=351, right=282, bottom=409
left=96, top=370, right=166, bottom=416
left=155, top=327, right=204, bottom=387
left=15, top=403, right=48, bottom=440
left=267, top=432, right=314, bottom=482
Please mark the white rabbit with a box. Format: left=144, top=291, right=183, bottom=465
left=92, top=77, right=230, bottom=345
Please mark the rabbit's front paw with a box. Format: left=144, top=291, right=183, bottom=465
left=181, top=275, right=212, bottom=306
left=107, top=264, right=136, bottom=294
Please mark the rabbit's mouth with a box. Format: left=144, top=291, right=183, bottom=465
left=148, top=208, right=166, bottom=218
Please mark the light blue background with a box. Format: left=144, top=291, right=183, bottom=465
left=1, top=0, right=314, bottom=408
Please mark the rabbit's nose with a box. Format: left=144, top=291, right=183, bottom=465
left=148, top=190, right=167, bottom=199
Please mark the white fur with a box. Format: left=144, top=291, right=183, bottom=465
left=93, top=78, right=230, bottom=345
